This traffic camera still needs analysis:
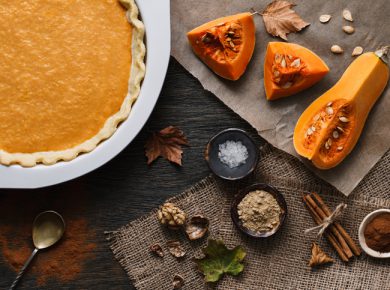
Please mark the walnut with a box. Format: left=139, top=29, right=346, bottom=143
left=167, top=240, right=186, bottom=258
left=172, top=274, right=184, bottom=289
left=185, top=215, right=209, bottom=240
left=157, top=203, right=186, bottom=230
left=149, top=243, right=164, bottom=257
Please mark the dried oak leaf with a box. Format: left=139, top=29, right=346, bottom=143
left=145, top=126, right=189, bottom=166
left=261, top=0, right=310, bottom=40
left=309, top=242, right=334, bottom=267
left=194, top=239, right=246, bottom=283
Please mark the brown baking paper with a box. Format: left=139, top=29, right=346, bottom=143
left=171, top=0, right=390, bottom=195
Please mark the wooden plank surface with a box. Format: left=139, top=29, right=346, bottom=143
left=0, top=58, right=264, bottom=290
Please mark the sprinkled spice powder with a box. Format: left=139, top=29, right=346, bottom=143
left=218, top=140, right=248, bottom=168
left=237, top=190, right=281, bottom=233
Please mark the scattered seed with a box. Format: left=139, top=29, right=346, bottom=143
left=314, top=114, right=320, bottom=122
left=352, top=46, right=363, bottom=56
left=281, top=57, right=286, bottom=68
left=337, top=126, right=345, bottom=132
left=333, top=131, right=340, bottom=139
left=343, top=9, right=353, bottom=22
left=290, top=58, right=301, bottom=68
left=327, top=102, right=333, bottom=107
left=273, top=70, right=280, bottom=77
left=287, top=54, right=293, bottom=60
left=281, top=81, right=292, bottom=89
left=326, top=107, right=334, bottom=115
left=327, top=138, right=332, bottom=146
left=274, top=53, right=281, bottom=63
left=307, top=127, right=313, bottom=136
left=229, top=41, right=235, bottom=48
left=343, top=25, right=355, bottom=34
left=228, top=31, right=235, bottom=36
left=331, top=45, right=344, bottom=54
left=319, top=14, right=332, bottom=23
left=311, top=126, right=316, bottom=132
left=337, top=146, right=343, bottom=151
left=339, top=116, right=349, bottom=123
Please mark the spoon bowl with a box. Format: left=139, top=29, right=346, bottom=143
left=33, top=211, right=66, bottom=249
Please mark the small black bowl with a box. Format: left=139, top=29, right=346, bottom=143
left=205, top=128, right=258, bottom=180
left=231, top=183, right=287, bottom=238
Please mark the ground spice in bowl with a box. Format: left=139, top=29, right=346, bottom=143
left=231, top=183, right=287, bottom=238
left=364, top=212, right=390, bottom=253
left=237, top=190, right=282, bottom=234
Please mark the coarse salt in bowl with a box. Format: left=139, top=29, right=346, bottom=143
left=205, top=128, right=258, bottom=180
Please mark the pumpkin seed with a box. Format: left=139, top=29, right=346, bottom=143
left=337, top=126, right=345, bottom=132
left=290, top=58, right=301, bottom=68
left=319, top=14, right=331, bottom=23
left=273, top=70, right=280, bottom=77
left=228, top=31, right=235, bottom=36
left=311, top=126, right=316, bottom=132
left=342, top=9, right=353, bottom=22
left=339, top=116, right=349, bottom=123
left=352, top=46, right=363, bottom=56
left=274, top=54, right=281, bottom=63
left=327, top=138, right=332, bottom=146
left=333, top=131, right=340, bottom=139
left=307, top=127, right=313, bottom=136
left=313, top=114, right=320, bottom=122
left=331, top=45, right=344, bottom=54
left=325, top=141, right=330, bottom=150
left=327, top=102, right=333, bottom=107
left=202, top=34, right=212, bottom=43
left=281, top=81, right=292, bottom=89
left=342, top=25, right=355, bottom=34
left=337, top=146, right=343, bottom=151
left=326, top=106, right=334, bottom=115
left=287, top=54, right=293, bottom=60
left=281, top=57, right=287, bottom=68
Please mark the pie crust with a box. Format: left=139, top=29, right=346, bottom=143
left=0, top=0, right=145, bottom=167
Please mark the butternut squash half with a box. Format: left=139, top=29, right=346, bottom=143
left=187, top=13, right=255, bottom=81
left=294, top=48, right=389, bottom=169
left=264, top=42, right=329, bottom=100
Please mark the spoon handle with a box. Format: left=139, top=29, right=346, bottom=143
left=9, top=248, right=39, bottom=290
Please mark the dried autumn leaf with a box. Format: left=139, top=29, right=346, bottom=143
left=194, top=239, right=246, bottom=283
left=309, top=242, right=334, bottom=267
left=261, top=0, right=310, bottom=40
left=145, top=126, right=189, bottom=166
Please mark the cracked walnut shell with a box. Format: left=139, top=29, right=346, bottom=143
left=157, top=203, right=186, bottom=230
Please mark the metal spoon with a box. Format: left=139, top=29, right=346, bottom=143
left=9, top=211, right=65, bottom=290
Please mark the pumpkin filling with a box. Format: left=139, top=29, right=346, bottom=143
left=272, top=53, right=305, bottom=88
left=0, top=1, right=132, bottom=153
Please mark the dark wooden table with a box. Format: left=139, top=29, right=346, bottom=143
left=0, top=58, right=263, bottom=290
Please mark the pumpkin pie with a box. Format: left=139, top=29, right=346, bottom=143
left=0, top=0, right=145, bottom=166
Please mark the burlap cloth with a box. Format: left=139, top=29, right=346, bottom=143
left=106, top=143, right=389, bottom=290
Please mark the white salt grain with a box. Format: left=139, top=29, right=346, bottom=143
left=218, top=140, right=249, bottom=168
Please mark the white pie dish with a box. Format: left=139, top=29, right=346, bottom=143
left=358, top=209, right=390, bottom=259
left=0, top=0, right=170, bottom=188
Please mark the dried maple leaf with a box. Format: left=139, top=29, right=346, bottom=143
left=309, top=242, right=334, bottom=267
left=145, top=126, right=189, bottom=166
left=194, top=239, right=246, bottom=283
left=261, top=0, right=310, bottom=40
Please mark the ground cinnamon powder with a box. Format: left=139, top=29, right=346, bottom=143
left=364, top=212, right=390, bottom=253
left=0, top=187, right=97, bottom=287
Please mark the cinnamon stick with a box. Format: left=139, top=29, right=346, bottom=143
left=303, top=195, right=349, bottom=262
left=305, top=194, right=354, bottom=259
left=311, top=192, right=362, bottom=256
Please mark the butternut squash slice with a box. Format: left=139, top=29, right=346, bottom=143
left=294, top=47, right=389, bottom=169
left=264, top=42, right=329, bottom=100
left=187, top=13, right=255, bottom=81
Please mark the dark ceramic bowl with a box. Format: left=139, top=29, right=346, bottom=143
left=231, top=183, right=287, bottom=238
left=205, top=128, right=258, bottom=180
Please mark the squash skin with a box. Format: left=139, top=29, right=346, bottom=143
left=187, top=13, right=255, bottom=81
left=264, top=42, right=329, bottom=100
left=294, top=52, right=389, bottom=169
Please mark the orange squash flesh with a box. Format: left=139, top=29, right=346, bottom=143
left=264, top=42, right=329, bottom=100
left=294, top=51, right=389, bottom=169
left=187, top=13, right=255, bottom=81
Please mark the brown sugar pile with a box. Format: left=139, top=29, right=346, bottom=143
left=0, top=188, right=97, bottom=286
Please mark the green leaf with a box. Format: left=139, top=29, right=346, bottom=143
left=194, top=239, right=246, bottom=283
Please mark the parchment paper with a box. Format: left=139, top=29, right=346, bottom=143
left=171, top=0, right=390, bottom=196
